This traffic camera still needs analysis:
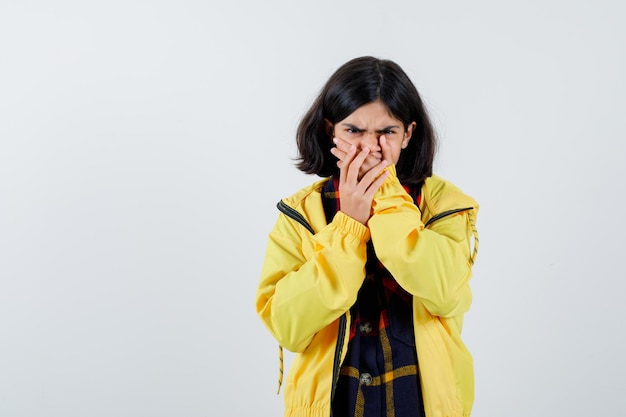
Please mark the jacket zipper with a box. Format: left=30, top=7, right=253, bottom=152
left=276, top=199, right=347, bottom=412
left=425, top=206, right=479, bottom=265
left=277, top=200, right=316, bottom=234
left=424, top=207, right=473, bottom=227
left=276, top=201, right=474, bottom=409
left=330, top=314, right=347, bottom=408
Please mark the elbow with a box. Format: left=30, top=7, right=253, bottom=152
left=256, top=302, right=312, bottom=353
left=278, top=336, right=310, bottom=353
left=267, top=323, right=313, bottom=353
left=421, top=268, right=473, bottom=318
left=432, top=286, right=472, bottom=318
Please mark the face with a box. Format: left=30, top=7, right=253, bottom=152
left=328, top=100, right=416, bottom=165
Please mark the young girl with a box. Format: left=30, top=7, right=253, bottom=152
left=256, top=56, right=479, bottom=417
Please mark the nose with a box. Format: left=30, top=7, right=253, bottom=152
left=360, top=131, right=381, bottom=151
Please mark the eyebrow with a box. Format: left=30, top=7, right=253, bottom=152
left=340, top=123, right=401, bottom=132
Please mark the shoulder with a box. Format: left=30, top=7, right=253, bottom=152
left=423, top=174, right=479, bottom=213
left=277, top=178, right=330, bottom=233
left=281, top=178, right=329, bottom=209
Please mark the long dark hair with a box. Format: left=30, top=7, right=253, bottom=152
left=295, top=56, right=436, bottom=184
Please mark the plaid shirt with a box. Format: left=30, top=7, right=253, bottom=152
left=323, top=178, right=426, bottom=417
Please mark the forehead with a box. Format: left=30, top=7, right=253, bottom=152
left=341, top=100, right=401, bottom=126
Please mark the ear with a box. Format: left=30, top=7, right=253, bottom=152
left=402, top=121, right=417, bottom=149
left=324, top=119, right=334, bottom=138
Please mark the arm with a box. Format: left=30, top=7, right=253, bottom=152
left=368, top=166, right=477, bottom=318
left=256, top=210, right=369, bottom=352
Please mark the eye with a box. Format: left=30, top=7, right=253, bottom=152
left=346, top=127, right=362, bottom=134
left=381, top=129, right=395, bottom=135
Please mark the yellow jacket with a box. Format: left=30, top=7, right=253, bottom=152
left=256, top=165, right=479, bottom=417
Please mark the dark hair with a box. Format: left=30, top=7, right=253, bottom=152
left=295, top=56, right=436, bottom=184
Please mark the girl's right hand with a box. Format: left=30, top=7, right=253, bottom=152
left=336, top=144, right=389, bottom=225
left=331, top=137, right=382, bottom=180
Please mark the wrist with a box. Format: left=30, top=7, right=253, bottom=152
left=334, top=211, right=370, bottom=242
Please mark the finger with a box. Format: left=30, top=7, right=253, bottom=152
left=364, top=169, right=390, bottom=200
left=333, top=136, right=350, bottom=147
left=333, top=137, right=354, bottom=154
left=339, top=144, right=358, bottom=184
left=364, top=152, right=382, bottom=165
left=330, top=146, right=347, bottom=163
left=379, top=135, right=392, bottom=165
left=360, top=160, right=390, bottom=196
left=367, top=150, right=382, bottom=160
left=333, top=137, right=381, bottom=162
left=346, top=146, right=371, bottom=184
left=363, top=158, right=389, bottom=182
left=357, top=159, right=388, bottom=190
left=356, top=153, right=383, bottom=180
left=332, top=137, right=352, bottom=167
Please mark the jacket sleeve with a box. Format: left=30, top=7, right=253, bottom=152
left=256, top=210, right=369, bottom=352
left=368, top=166, right=477, bottom=318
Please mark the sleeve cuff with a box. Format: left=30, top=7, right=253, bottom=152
left=333, top=211, right=371, bottom=243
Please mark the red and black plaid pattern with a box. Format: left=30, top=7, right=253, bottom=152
left=322, top=177, right=425, bottom=417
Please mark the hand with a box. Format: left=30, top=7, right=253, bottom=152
left=330, top=137, right=382, bottom=180
left=330, top=136, right=394, bottom=179
left=335, top=144, right=389, bottom=224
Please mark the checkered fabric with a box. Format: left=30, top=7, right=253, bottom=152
left=322, top=178, right=426, bottom=417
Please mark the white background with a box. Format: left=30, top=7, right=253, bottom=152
left=1, top=1, right=625, bottom=416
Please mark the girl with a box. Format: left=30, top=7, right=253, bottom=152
left=256, top=56, right=479, bottom=417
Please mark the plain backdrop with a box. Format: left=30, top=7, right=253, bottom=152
left=1, top=1, right=625, bottom=416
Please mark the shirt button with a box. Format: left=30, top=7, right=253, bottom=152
left=359, top=373, right=372, bottom=386
left=359, top=321, right=373, bottom=335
